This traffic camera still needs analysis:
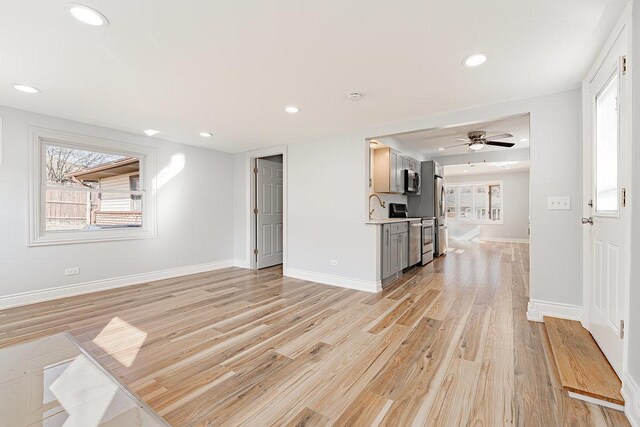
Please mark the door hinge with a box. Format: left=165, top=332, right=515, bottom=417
left=253, top=166, right=258, bottom=174
left=621, top=188, right=626, bottom=207
left=620, top=320, right=625, bottom=339
left=253, top=208, right=258, bottom=214
left=621, top=55, right=627, bottom=75
left=254, top=248, right=259, bottom=255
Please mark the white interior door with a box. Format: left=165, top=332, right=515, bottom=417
left=256, top=158, right=283, bottom=269
left=584, top=29, right=628, bottom=375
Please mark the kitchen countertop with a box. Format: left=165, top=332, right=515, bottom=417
left=366, top=217, right=423, bottom=224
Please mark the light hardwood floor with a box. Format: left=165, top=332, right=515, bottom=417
left=0, top=242, right=629, bottom=426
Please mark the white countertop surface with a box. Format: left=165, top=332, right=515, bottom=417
left=366, top=218, right=422, bottom=224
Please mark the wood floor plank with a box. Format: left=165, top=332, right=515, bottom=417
left=0, top=241, right=629, bottom=426
left=543, top=316, right=624, bottom=405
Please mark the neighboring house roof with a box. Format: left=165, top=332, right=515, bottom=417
left=66, top=157, right=139, bottom=181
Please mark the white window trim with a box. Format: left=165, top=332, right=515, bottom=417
left=28, top=127, right=157, bottom=246
left=446, top=180, right=504, bottom=225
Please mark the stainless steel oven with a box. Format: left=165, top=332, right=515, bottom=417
left=421, top=218, right=435, bottom=265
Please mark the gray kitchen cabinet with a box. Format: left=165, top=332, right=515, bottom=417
left=382, top=225, right=392, bottom=279
left=373, top=147, right=403, bottom=194
left=399, top=232, right=409, bottom=270
left=402, top=155, right=418, bottom=173
left=389, top=233, right=401, bottom=276
left=381, top=223, right=410, bottom=280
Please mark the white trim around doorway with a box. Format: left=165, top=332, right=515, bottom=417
left=244, top=146, right=288, bottom=272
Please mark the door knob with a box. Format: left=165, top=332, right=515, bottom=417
left=581, top=217, right=594, bottom=225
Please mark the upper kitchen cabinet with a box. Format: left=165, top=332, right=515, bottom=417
left=373, top=147, right=403, bottom=194
left=372, top=147, right=420, bottom=194
left=402, top=155, right=419, bottom=173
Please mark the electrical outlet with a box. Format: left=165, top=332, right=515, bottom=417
left=330, top=260, right=338, bottom=266
left=547, top=196, right=571, bottom=210
left=65, top=267, right=80, bottom=276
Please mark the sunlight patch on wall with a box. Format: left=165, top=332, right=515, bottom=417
left=92, top=317, right=147, bottom=368
left=153, top=153, right=185, bottom=192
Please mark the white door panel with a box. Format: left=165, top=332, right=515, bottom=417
left=256, top=158, right=283, bottom=269
left=584, top=28, right=628, bottom=375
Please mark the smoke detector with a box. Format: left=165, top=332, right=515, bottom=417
left=347, top=92, right=363, bottom=102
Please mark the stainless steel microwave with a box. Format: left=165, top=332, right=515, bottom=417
left=403, top=169, right=421, bottom=195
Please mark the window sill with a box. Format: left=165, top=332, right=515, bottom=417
left=29, top=229, right=156, bottom=247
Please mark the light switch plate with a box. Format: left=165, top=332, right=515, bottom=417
left=548, top=196, right=571, bottom=210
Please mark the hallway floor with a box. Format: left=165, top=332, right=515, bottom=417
left=0, top=242, right=629, bottom=426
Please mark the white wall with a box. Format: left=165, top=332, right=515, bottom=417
left=446, top=170, right=530, bottom=241
left=0, top=105, right=234, bottom=305
left=234, top=89, right=583, bottom=302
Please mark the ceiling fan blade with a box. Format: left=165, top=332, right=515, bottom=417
left=455, top=138, right=470, bottom=142
left=485, top=141, right=515, bottom=148
left=443, top=142, right=470, bottom=149
left=484, top=133, right=513, bottom=140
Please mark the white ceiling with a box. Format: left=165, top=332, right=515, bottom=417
left=444, top=160, right=530, bottom=177
left=0, top=0, right=625, bottom=153
left=377, top=113, right=530, bottom=158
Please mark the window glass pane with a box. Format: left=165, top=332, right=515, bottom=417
left=490, top=185, right=501, bottom=221
left=474, top=186, right=489, bottom=220
left=445, top=188, right=456, bottom=219
left=459, top=186, right=473, bottom=219
left=45, top=144, right=139, bottom=189
left=45, top=190, right=143, bottom=232
left=595, top=74, right=619, bottom=213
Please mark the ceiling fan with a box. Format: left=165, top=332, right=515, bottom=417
left=443, top=131, right=515, bottom=151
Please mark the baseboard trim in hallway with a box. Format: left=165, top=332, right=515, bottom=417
left=623, top=373, right=640, bottom=426
left=526, top=298, right=582, bottom=322
left=0, top=259, right=236, bottom=310
left=285, top=267, right=381, bottom=293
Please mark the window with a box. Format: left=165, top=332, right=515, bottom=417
left=595, top=73, right=619, bottom=214
left=29, top=128, right=156, bottom=245
left=445, top=182, right=503, bottom=223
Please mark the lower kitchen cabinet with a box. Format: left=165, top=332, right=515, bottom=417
left=382, top=223, right=409, bottom=280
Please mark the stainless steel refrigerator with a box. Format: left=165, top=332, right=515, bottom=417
left=408, top=160, right=448, bottom=257
left=434, top=174, right=448, bottom=256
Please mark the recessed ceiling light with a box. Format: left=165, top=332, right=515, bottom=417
left=519, top=138, right=528, bottom=142
left=65, top=3, right=109, bottom=26
left=144, top=129, right=160, bottom=136
left=369, top=139, right=380, bottom=147
left=11, top=83, right=41, bottom=94
left=438, top=147, right=446, bottom=151
left=347, top=92, right=363, bottom=102
left=462, top=53, right=487, bottom=68
left=284, top=106, right=300, bottom=114
left=200, top=132, right=213, bottom=138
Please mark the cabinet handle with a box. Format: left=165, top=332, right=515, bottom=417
left=386, top=229, right=389, bottom=244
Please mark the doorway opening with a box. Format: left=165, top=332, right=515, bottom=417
left=366, top=113, right=531, bottom=281
left=251, top=154, right=284, bottom=270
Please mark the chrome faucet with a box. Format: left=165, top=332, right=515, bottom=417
left=369, top=193, right=386, bottom=220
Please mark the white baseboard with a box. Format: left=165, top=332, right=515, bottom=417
left=480, top=237, right=530, bottom=243
left=526, top=299, right=582, bottom=322
left=233, top=259, right=250, bottom=269
left=285, top=268, right=381, bottom=293
left=0, top=259, right=236, bottom=310
left=623, top=373, right=640, bottom=426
